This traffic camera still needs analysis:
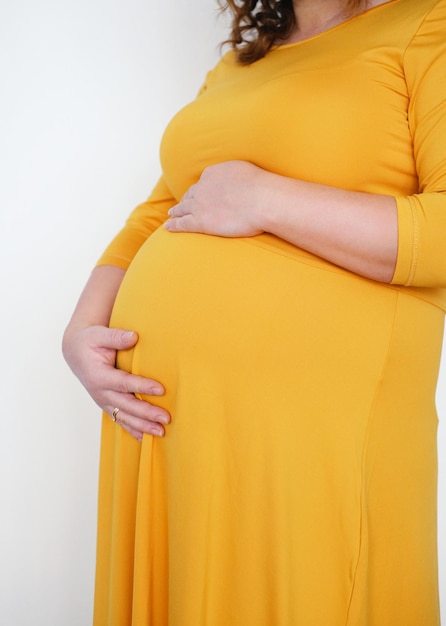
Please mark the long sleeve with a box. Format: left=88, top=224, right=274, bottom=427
left=95, top=67, right=218, bottom=271
left=96, top=176, right=176, bottom=270
left=392, top=0, right=446, bottom=287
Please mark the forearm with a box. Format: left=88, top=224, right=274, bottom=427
left=259, top=174, right=398, bottom=283
left=64, top=265, right=126, bottom=331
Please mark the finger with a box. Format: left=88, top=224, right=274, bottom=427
left=110, top=369, right=165, bottom=397
left=113, top=414, right=162, bottom=441
left=109, top=407, right=166, bottom=439
left=106, top=391, right=170, bottom=425
left=91, top=326, right=139, bottom=350
left=164, top=214, right=200, bottom=233
left=167, top=202, right=190, bottom=219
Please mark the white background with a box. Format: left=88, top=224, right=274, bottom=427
left=0, top=1, right=444, bottom=624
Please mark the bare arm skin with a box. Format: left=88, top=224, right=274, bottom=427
left=165, top=161, right=398, bottom=283
left=62, top=265, right=170, bottom=440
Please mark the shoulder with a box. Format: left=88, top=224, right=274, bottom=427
left=197, top=49, right=245, bottom=95
left=403, top=0, right=446, bottom=49
left=399, top=0, right=446, bottom=22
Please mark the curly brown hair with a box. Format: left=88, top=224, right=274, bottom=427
left=219, top=0, right=364, bottom=65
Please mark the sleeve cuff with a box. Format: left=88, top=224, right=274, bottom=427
left=390, top=195, right=418, bottom=286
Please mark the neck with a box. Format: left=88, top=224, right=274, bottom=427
left=289, top=0, right=364, bottom=42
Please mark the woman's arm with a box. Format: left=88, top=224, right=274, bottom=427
left=259, top=167, right=398, bottom=283
left=164, top=160, right=398, bottom=283
left=62, top=265, right=170, bottom=440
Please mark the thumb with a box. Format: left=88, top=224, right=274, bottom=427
left=103, top=327, right=139, bottom=350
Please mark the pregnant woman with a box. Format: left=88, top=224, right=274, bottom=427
left=63, top=0, right=446, bottom=624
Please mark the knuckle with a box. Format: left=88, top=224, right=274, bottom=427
left=116, top=372, right=133, bottom=394
left=178, top=220, right=187, bottom=232
left=110, top=328, right=125, bottom=345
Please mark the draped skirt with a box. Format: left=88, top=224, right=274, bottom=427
left=94, top=228, right=444, bottom=626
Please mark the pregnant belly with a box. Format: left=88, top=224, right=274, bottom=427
left=110, top=227, right=398, bottom=398
left=108, top=226, right=442, bottom=538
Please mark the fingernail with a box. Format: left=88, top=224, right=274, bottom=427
left=154, top=427, right=164, bottom=437
left=157, top=414, right=169, bottom=425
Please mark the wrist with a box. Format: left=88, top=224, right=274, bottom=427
left=256, top=171, right=299, bottom=235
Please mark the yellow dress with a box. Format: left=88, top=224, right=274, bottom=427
left=94, top=1, right=446, bottom=624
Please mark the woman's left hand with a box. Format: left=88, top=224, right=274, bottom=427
left=164, top=160, right=268, bottom=237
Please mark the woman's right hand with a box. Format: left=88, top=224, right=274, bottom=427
left=62, top=323, right=170, bottom=441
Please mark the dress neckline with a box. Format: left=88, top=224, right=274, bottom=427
left=272, top=0, right=402, bottom=51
